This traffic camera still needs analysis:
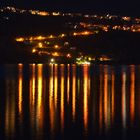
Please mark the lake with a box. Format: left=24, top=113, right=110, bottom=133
left=0, top=64, right=140, bottom=140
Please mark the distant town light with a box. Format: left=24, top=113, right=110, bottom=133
left=38, top=42, right=43, bottom=48
left=16, top=37, right=24, bottom=42
left=52, top=12, right=60, bottom=16
left=60, top=34, right=66, bottom=38
left=37, top=36, right=45, bottom=40
left=88, top=57, right=92, bottom=61
left=38, top=11, right=49, bottom=16
left=32, top=48, right=36, bottom=53
left=83, top=31, right=89, bottom=35
left=51, top=58, right=54, bottom=62
left=67, top=53, right=71, bottom=58
left=52, top=52, right=59, bottom=56
left=122, top=16, right=131, bottom=21
left=50, top=58, right=55, bottom=64
left=54, top=45, right=59, bottom=49
left=49, top=35, right=54, bottom=38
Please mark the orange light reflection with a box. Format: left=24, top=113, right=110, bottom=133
left=29, top=64, right=36, bottom=108
left=67, top=64, right=70, bottom=104
left=99, top=65, right=103, bottom=133
left=72, top=65, right=76, bottom=121
left=54, top=64, right=58, bottom=108
left=83, top=65, right=89, bottom=133
left=122, top=68, right=126, bottom=128
left=49, top=64, right=55, bottom=135
left=60, top=64, right=65, bottom=132
left=36, top=64, right=43, bottom=131
left=111, top=70, right=115, bottom=124
left=29, top=64, right=36, bottom=131
left=104, top=66, right=108, bottom=132
left=18, top=64, right=23, bottom=116
left=130, top=65, right=135, bottom=124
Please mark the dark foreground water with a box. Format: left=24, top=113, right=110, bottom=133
left=0, top=64, right=140, bottom=140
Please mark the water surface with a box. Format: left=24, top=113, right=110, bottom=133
left=0, top=64, right=140, bottom=140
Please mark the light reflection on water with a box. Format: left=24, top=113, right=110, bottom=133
left=0, top=64, right=140, bottom=139
left=83, top=65, right=90, bottom=134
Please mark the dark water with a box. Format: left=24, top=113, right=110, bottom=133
left=0, top=64, right=140, bottom=140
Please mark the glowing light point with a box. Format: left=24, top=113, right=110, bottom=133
left=67, top=53, right=71, bottom=58
left=54, top=45, right=59, bottom=49
left=60, top=34, right=65, bottom=38
left=38, top=42, right=43, bottom=48
left=73, top=32, right=77, bottom=36
left=53, top=52, right=59, bottom=56
left=32, top=49, right=36, bottom=53
left=50, top=58, right=55, bottom=64
left=16, top=37, right=24, bottom=42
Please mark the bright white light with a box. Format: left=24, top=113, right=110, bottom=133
left=51, top=58, right=54, bottom=62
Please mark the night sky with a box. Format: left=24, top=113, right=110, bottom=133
left=1, top=0, right=140, bottom=16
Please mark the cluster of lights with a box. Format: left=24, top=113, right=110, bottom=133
left=16, top=36, right=112, bottom=65
left=15, top=32, right=112, bottom=65
left=1, top=6, right=140, bottom=26
left=15, top=34, right=67, bottom=42
left=50, top=58, right=55, bottom=64
left=2, top=6, right=140, bottom=34
left=26, top=37, right=73, bottom=59
left=76, top=56, right=94, bottom=65
left=8, top=6, right=140, bottom=65
left=15, top=30, right=95, bottom=43
left=73, top=31, right=94, bottom=36
left=122, top=16, right=131, bottom=21
left=76, top=55, right=111, bottom=65
left=78, top=22, right=140, bottom=33
left=30, top=10, right=49, bottom=16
